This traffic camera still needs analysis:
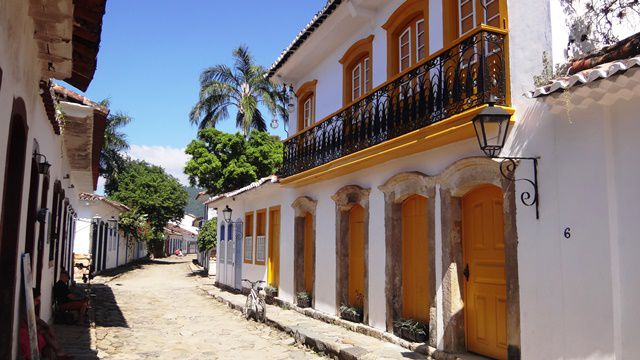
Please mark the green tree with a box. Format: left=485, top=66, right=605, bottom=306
left=184, top=129, right=282, bottom=195
left=98, top=99, right=132, bottom=194
left=189, top=46, right=281, bottom=135
left=561, top=0, right=640, bottom=45
left=197, top=219, right=217, bottom=251
left=109, top=160, right=189, bottom=256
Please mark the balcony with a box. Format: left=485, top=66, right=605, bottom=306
left=280, top=26, right=509, bottom=181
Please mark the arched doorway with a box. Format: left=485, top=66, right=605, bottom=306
left=347, top=205, right=365, bottom=307
left=0, top=98, right=29, bottom=359
left=35, top=175, right=50, bottom=311
left=462, top=185, right=507, bottom=360
left=303, top=212, right=314, bottom=294
left=292, top=196, right=317, bottom=305
left=24, top=156, right=40, bottom=269
left=401, top=195, right=430, bottom=323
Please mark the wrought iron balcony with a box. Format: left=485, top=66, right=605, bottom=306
left=280, top=26, right=507, bottom=178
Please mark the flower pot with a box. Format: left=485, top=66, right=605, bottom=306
left=400, top=327, right=427, bottom=343
left=297, top=297, right=311, bottom=308
left=340, top=310, right=363, bottom=323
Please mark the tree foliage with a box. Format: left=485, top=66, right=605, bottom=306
left=98, top=99, right=132, bottom=194
left=197, top=219, right=217, bottom=251
left=184, top=129, right=282, bottom=195
left=561, top=0, right=640, bottom=45
left=109, top=160, right=189, bottom=234
left=189, top=46, right=283, bottom=135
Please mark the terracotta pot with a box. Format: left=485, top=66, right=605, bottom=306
left=340, top=310, right=363, bottom=323
left=297, top=297, right=311, bottom=308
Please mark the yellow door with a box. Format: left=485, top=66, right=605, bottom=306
left=348, top=205, right=365, bottom=306
left=401, top=195, right=429, bottom=323
left=463, top=185, right=507, bottom=360
left=268, top=207, right=281, bottom=287
left=303, top=213, right=314, bottom=294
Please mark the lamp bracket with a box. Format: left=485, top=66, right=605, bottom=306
left=494, top=156, right=540, bottom=219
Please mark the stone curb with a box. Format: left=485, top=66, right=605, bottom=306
left=188, top=263, right=432, bottom=360
left=188, top=262, right=475, bottom=360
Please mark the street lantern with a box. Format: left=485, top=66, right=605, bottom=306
left=472, top=95, right=541, bottom=219
left=33, top=153, right=51, bottom=175
left=472, top=97, right=512, bottom=157
left=222, top=205, right=232, bottom=224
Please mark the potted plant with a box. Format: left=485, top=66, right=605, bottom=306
left=339, top=304, right=363, bottom=323
left=296, top=291, right=312, bottom=308
left=339, top=291, right=364, bottom=323
left=265, top=285, right=278, bottom=304
left=393, top=318, right=428, bottom=343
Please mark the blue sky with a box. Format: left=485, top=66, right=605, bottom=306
left=75, top=1, right=326, bottom=186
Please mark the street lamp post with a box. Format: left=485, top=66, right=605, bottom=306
left=472, top=97, right=540, bottom=219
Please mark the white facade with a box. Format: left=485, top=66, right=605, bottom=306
left=0, top=0, right=105, bottom=357
left=203, top=1, right=640, bottom=359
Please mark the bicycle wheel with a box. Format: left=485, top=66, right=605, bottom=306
left=244, top=295, right=253, bottom=320
left=257, top=298, right=267, bottom=323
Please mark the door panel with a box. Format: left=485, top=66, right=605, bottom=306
left=348, top=205, right=365, bottom=306
left=463, top=185, right=507, bottom=360
left=401, top=195, right=429, bottom=323
left=303, top=213, right=314, bottom=294
left=268, top=208, right=281, bottom=287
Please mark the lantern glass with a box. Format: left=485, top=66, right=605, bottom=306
left=473, top=105, right=511, bottom=157
left=38, top=161, right=51, bottom=175
left=222, top=206, right=232, bottom=223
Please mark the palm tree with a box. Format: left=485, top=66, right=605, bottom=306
left=190, top=46, right=280, bottom=135
left=99, top=99, right=131, bottom=194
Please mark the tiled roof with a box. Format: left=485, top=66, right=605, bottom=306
left=79, top=193, right=130, bottom=212
left=530, top=31, right=640, bottom=98
left=266, top=0, right=343, bottom=79
left=165, top=224, right=197, bottom=237
left=40, top=81, right=60, bottom=135
left=53, top=85, right=109, bottom=115
left=204, top=175, right=279, bottom=206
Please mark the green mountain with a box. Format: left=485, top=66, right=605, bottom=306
left=184, top=186, right=205, bottom=218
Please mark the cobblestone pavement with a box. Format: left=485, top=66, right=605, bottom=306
left=87, top=257, right=323, bottom=360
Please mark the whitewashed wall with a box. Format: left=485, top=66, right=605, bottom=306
left=0, top=0, right=88, bottom=354
left=505, top=69, right=640, bottom=359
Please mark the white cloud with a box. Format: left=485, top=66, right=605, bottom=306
left=126, top=145, right=191, bottom=185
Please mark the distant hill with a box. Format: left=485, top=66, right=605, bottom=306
left=184, top=186, right=205, bottom=218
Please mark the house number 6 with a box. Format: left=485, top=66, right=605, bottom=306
left=564, top=227, right=571, bottom=239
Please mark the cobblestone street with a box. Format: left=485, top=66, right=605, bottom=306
left=76, top=257, right=323, bottom=360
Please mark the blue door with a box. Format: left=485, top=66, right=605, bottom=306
left=234, top=219, right=244, bottom=290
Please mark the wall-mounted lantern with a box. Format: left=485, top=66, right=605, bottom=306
left=472, top=96, right=540, bottom=219
left=33, top=153, right=51, bottom=175
left=222, top=205, right=232, bottom=224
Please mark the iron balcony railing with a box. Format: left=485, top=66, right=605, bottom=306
left=280, top=26, right=508, bottom=178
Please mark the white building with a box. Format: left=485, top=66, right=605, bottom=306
left=75, top=193, right=148, bottom=273
left=0, top=0, right=107, bottom=357
left=201, top=1, right=640, bottom=359
left=165, top=215, right=199, bottom=255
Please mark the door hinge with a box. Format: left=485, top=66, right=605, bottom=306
left=463, top=264, right=470, bottom=281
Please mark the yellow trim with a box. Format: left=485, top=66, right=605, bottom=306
left=281, top=105, right=515, bottom=187
left=243, top=212, right=254, bottom=264
left=267, top=206, right=281, bottom=287
left=254, top=209, right=267, bottom=266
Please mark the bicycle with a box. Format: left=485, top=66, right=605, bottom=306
left=242, top=279, right=267, bottom=322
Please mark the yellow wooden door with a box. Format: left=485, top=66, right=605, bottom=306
left=401, top=195, right=429, bottom=323
left=268, top=207, right=281, bottom=287
left=463, top=185, right=507, bottom=360
left=348, top=205, right=365, bottom=306
left=303, top=213, right=314, bottom=294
